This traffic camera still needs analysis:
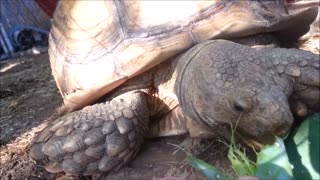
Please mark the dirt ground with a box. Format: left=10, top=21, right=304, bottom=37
left=0, top=54, right=61, bottom=179
left=0, top=54, right=233, bottom=180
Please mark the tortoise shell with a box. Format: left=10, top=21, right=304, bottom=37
left=49, top=0, right=317, bottom=110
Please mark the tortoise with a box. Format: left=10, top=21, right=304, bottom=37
left=47, top=0, right=318, bottom=111
left=30, top=0, right=319, bottom=176
left=30, top=39, right=319, bottom=175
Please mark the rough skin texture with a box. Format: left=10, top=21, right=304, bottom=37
left=30, top=91, right=149, bottom=175
left=176, top=40, right=319, bottom=145
left=30, top=40, right=319, bottom=176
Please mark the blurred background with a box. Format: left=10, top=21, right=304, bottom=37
left=0, top=0, right=57, bottom=61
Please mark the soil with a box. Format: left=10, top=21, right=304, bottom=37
left=0, top=54, right=232, bottom=180
left=0, top=54, right=62, bottom=179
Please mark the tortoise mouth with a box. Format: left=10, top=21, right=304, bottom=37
left=237, top=133, right=275, bottom=151
left=216, top=123, right=276, bottom=151
left=237, top=135, right=265, bottom=151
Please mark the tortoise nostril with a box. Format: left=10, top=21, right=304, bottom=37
left=275, top=123, right=291, bottom=138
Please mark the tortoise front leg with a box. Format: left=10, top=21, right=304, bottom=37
left=256, top=48, right=319, bottom=117
left=30, top=91, right=149, bottom=176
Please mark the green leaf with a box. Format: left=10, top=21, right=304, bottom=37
left=285, top=113, right=320, bottom=180
left=188, top=156, right=227, bottom=179
left=228, top=143, right=256, bottom=176
left=255, top=137, right=293, bottom=180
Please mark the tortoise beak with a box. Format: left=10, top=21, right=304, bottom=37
left=218, top=126, right=275, bottom=151
left=236, top=133, right=267, bottom=151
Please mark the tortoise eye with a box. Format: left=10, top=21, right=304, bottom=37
left=234, top=103, right=245, bottom=112
left=233, top=97, right=252, bottom=113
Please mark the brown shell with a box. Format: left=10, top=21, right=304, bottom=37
left=49, top=0, right=318, bottom=110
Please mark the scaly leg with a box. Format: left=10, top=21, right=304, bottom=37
left=30, top=91, right=149, bottom=176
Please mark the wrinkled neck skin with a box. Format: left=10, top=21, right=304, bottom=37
left=175, top=40, right=319, bottom=145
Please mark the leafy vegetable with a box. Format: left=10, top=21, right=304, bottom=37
left=188, top=156, right=227, bottom=180
left=228, top=143, right=256, bottom=176
left=190, top=113, right=319, bottom=180
left=285, top=113, right=320, bottom=180
left=255, top=137, right=293, bottom=180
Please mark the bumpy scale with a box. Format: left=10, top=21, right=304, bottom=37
left=30, top=40, right=319, bottom=176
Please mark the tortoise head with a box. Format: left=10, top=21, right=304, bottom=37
left=176, top=40, right=296, bottom=147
